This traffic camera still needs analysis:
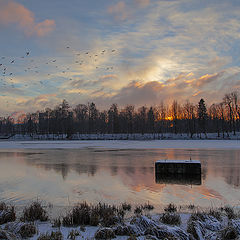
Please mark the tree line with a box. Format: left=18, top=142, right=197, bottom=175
left=1, top=91, right=240, bottom=138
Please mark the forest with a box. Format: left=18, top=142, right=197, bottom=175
left=0, top=92, right=240, bottom=138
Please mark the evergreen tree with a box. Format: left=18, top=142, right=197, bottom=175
left=197, top=98, right=208, bottom=136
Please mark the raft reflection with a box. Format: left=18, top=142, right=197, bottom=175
left=155, top=172, right=202, bottom=185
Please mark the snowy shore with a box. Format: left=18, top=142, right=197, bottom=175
left=0, top=139, right=240, bottom=150
left=1, top=202, right=240, bottom=240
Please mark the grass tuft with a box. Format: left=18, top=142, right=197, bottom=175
left=160, top=212, right=181, bottom=226
left=121, top=202, right=132, bottom=212
left=67, top=229, right=80, bottom=240
left=220, top=224, right=238, bottom=240
left=208, top=209, right=222, bottom=221
left=134, top=206, right=142, bottom=216
left=37, top=231, right=63, bottom=240
left=52, top=217, right=61, bottom=228
left=0, top=202, right=16, bottom=224
left=21, top=201, right=48, bottom=222
left=164, top=203, right=177, bottom=213
left=19, top=223, right=36, bottom=238
left=62, top=202, right=119, bottom=227
left=94, top=228, right=116, bottom=239
left=224, top=206, right=237, bottom=220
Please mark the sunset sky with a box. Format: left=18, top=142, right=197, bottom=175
left=0, top=0, right=240, bottom=115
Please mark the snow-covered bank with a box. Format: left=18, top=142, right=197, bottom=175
left=0, top=139, right=240, bottom=149
left=6, top=132, right=240, bottom=141
left=1, top=201, right=240, bottom=240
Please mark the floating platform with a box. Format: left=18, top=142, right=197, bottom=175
left=155, top=160, right=201, bottom=185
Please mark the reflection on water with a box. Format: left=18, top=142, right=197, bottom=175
left=155, top=173, right=202, bottom=185
left=0, top=148, right=240, bottom=209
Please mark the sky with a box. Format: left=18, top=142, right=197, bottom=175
left=0, top=0, right=240, bottom=115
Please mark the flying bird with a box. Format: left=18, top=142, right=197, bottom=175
left=26, top=52, right=30, bottom=56
left=11, top=60, right=14, bottom=64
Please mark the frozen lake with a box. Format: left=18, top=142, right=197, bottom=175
left=0, top=140, right=240, bottom=210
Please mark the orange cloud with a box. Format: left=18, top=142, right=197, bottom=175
left=196, top=72, right=224, bottom=87
left=0, top=1, right=55, bottom=37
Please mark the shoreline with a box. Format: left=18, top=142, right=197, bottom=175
left=0, top=201, right=240, bottom=239
left=0, top=139, right=240, bottom=150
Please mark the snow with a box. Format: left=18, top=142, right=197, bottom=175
left=1, top=212, right=238, bottom=240
left=156, top=160, right=201, bottom=164
left=0, top=139, right=239, bottom=149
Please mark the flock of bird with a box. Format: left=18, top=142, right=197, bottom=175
left=0, top=47, right=117, bottom=96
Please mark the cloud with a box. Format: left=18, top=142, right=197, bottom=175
left=134, top=0, right=150, bottom=8
left=107, top=1, right=127, bottom=21
left=92, top=69, right=237, bottom=107
left=95, top=80, right=164, bottom=106
left=107, top=0, right=151, bottom=21
left=0, top=1, right=55, bottom=37
left=195, top=72, right=224, bottom=87
left=17, top=94, right=58, bottom=110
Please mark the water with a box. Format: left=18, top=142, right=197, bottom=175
left=0, top=148, right=240, bottom=209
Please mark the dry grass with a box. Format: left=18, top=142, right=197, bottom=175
left=224, top=206, right=237, bottom=220
left=67, top=229, right=80, bottom=240
left=164, top=203, right=177, bottom=213
left=94, top=228, right=116, bottom=239
left=19, top=223, right=36, bottom=238
left=0, top=202, right=16, bottom=224
left=134, top=206, right=143, bottom=216
left=220, top=224, right=238, bottom=240
left=21, top=201, right=48, bottom=222
left=62, top=202, right=119, bottom=227
left=208, top=208, right=222, bottom=221
left=52, top=217, right=61, bottom=228
left=37, top=231, right=63, bottom=240
left=160, top=212, right=181, bottom=226
left=188, top=211, right=206, bottom=222
left=121, top=203, right=132, bottom=212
